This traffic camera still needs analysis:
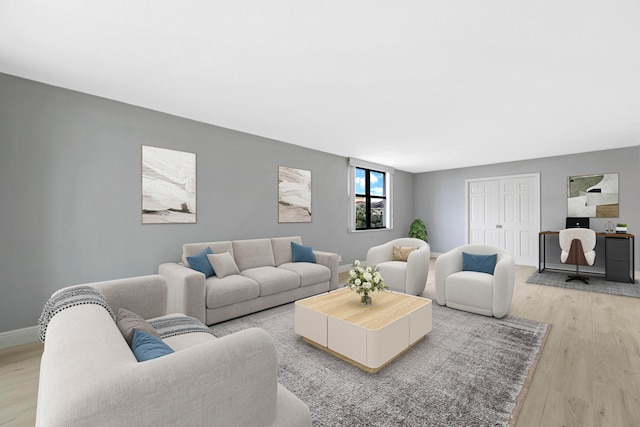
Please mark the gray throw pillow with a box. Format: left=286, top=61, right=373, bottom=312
left=207, top=252, right=240, bottom=278
left=116, top=308, right=161, bottom=347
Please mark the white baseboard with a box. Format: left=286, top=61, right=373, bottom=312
left=338, top=264, right=352, bottom=273
left=0, top=325, right=39, bottom=350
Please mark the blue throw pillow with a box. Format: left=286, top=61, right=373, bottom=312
left=131, top=329, right=174, bottom=362
left=186, top=246, right=214, bottom=277
left=462, top=252, right=497, bottom=275
left=291, top=241, right=316, bottom=263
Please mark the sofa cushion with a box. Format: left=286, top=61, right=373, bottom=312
left=131, top=329, right=174, bottom=362
left=206, top=275, right=260, bottom=309
left=186, top=247, right=214, bottom=277
left=279, top=262, right=331, bottom=287
left=241, top=266, right=300, bottom=296
left=116, top=308, right=162, bottom=346
left=375, top=261, right=408, bottom=293
left=446, top=271, right=494, bottom=310
left=233, top=239, right=275, bottom=271
left=392, top=245, right=418, bottom=262
left=291, top=241, right=316, bottom=263
left=462, top=252, right=497, bottom=275
left=271, top=236, right=303, bottom=266
left=207, top=252, right=240, bottom=278
left=162, top=329, right=217, bottom=351
left=182, top=241, right=233, bottom=267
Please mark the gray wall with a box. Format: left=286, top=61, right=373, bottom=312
left=0, top=73, right=415, bottom=333
left=4, top=70, right=636, bottom=334
left=414, top=146, right=640, bottom=271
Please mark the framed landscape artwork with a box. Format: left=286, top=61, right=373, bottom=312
left=142, top=145, right=196, bottom=224
left=567, top=173, right=619, bottom=218
left=278, top=166, right=311, bottom=223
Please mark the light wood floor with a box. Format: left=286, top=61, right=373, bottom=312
left=2, top=262, right=639, bottom=426
left=0, top=341, right=42, bottom=426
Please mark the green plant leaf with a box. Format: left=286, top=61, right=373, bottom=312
left=408, top=218, right=428, bottom=242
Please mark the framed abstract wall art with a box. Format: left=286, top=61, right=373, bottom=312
left=278, top=166, right=311, bottom=223
left=142, top=145, right=196, bottom=224
left=567, top=173, right=619, bottom=218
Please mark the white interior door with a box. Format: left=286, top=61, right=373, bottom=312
left=468, top=180, right=500, bottom=246
left=466, top=174, right=540, bottom=266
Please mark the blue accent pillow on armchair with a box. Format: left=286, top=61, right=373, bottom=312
left=462, top=252, right=497, bottom=275
left=291, top=241, right=316, bottom=263
left=186, top=246, right=214, bottom=277
left=131, top=329, right=174, bottom=362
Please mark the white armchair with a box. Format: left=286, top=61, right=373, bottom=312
left=366, top=238, right=430, bottom=295
left=435, top=244, right=515, bottom=318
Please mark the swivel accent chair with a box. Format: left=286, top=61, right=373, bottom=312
left=435, top=244, right=515, bottom=318
left=559, top=228, right=596, bottom=284
left=366, top=238, right=430, bottom=295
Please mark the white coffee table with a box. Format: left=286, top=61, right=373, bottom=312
left=294, top=287, right=432, bottom=373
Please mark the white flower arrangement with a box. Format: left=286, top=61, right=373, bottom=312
left=347, top=260, right=385, bottom=295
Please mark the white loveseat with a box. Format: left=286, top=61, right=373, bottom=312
left=159, top=236, right=339, bottom=325
left=36, top=275, right=311, bottom=427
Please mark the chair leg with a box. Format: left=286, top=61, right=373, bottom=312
left=566, top=264, right=589, bottom=284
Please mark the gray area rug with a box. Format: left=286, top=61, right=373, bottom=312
left=211, top=302, right=549, bottom=426
left=526, top=270, right=640, bottom=298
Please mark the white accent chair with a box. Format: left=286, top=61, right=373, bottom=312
left=435, top=245, right=515, bottom=318
left=366, top=238, right=430, bottom=295
left=559, top=228, right=596, bottom=284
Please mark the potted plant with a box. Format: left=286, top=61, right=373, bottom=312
left=408, top=218, right=428, bottom=242
left=616, top=223, right=628, bottom=233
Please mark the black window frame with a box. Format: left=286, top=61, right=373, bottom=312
left=355, top=167, right=387, bottom=230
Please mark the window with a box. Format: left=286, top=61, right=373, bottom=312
left=355, top=167, right=386, bottom=229
left=349, top=158, right=394, bottom=231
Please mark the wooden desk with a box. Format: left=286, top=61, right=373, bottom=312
left=539, top=231, right=635, bottom=283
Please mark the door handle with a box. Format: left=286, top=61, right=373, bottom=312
left=496, top=225, right=503, bottom=228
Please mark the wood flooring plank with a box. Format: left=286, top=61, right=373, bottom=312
left=545, top=332, right=593, bottom=402
left=539, top=389, right=592, bottom=427
left=0, top=342, right=42, bottom=427
left=592, top=382, right=640, bottom=426
left=591, top=332, right=629, bottom=390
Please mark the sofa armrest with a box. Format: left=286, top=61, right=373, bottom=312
left=158, top=262, right=206, bottom=324
left=273, top=384, right=312, bottom=427
left=366, top=242, right=392, bottom=267
left=313, top=250, right=340, bottom=290
left=405, top=244, right=431, bottom=296
left=89, top=274, right=168, bottom=320
left=492, top=252, right=515, bottom=318
left=122, top=328, right=286, bottom=427
left=434, top=248, right=462, bottom=305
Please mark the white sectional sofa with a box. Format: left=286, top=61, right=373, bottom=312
left=36, top=275, right=311, bottom=426
left=159, top=236, right=339, bottom=325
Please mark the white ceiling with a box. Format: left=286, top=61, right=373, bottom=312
left=2, top=1, right=640, bottom=173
